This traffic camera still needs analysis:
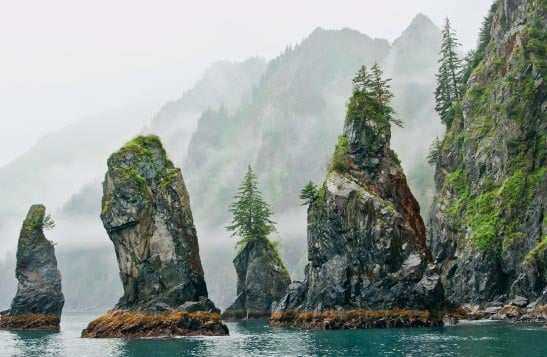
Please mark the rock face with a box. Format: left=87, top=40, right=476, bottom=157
left=82, top=135, right=227, bottom=337
left=222, top=239, right=291, bottom=320
left=272, top=72, right=444, bottom=328
left=0, top=205, right=64, bottom=331
left=429, top=0, right=546, bottom=308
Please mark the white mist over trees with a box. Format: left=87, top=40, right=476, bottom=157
left=1, top=15, right=452, bottom=310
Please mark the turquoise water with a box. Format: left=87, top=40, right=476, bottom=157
left=0, top=313, right=546, bottom=356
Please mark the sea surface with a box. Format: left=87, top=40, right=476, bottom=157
left=0, top=313, right=546, bottom=356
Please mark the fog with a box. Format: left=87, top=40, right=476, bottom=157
left=0, top=0, right=493, bottom=311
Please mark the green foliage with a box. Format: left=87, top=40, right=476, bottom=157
left=316, top=186, right=326, bottom=204
left=435, top=17, right=464, bottom=128
left=524, top=12, right=547, bottom=76
left=299, top=180, right=318, bottom=205
left=447, top=168, right=467, bottom=195
left=268, top=240, right=291, bottom=281
left=28, top=213, right=56, bottom=231
left=347, top=63, right=401, bottom=128
left=226, top=165, right=276, bottom=243
left=330, top=135, right=350, bottom=173
left=108, top=135, right=180, bottom=195
left=436, top=0, right=546, bottom=256
left=445, top=167, right=545, bottom=252
left=427, top=137, right=442, bottom=165
left=525, top=235, right=547, bottom=263
left=467, top=191, right=499, bottom=250
left=498, top=169, right=526, bottom=207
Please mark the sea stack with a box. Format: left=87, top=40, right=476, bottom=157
left=222, top=239, right=291, bottom=320
left=0, top=205, right=64, bottom=331
left=81, top=135, right=228, bottom=338
left=271, top=65, right=444, bottom=329
left=429, top=0, right=546, bottom=320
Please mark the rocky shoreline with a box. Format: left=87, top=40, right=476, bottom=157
left=268, top=302, right=547, bottom=330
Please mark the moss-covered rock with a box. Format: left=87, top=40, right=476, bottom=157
left=429, top=0, right=546, bottom=306
left=83, top=135, right=227, bottom=337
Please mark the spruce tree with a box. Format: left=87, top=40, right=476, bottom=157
left=300, top=180, right=318, bottom=205
left=435, top=17, right=464, bottom=128
left=226, top=165, right=276, bottom=243
left=347, top=63, right=401, bottom=127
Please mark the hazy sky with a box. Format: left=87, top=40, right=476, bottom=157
left=0, top=0, right=493, bottom=167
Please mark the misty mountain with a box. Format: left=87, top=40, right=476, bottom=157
left=183, top=17, right=441, bottom=306
left=0, top=16, right=442, bottom=311
left=0, top=107, right=150, bottom=243
left=186, top=17, right=441, bottom=228
left=147, top=57, right=267, bottom=164
left=387, top=13, right=444, bottom=215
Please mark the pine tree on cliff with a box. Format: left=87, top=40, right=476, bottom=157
left=348, top=63, right=401, bottom=127
left=300, top=180, right=318, bottom=205
left=227, top=165, right=276, bottom=242
left=435, top=17, right=464, bottom=127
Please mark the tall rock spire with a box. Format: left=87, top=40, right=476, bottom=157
left=0, top=204, right=64, bottom=331
left=272, top=65, right=444, bottom=329
left=82, top=135, right=228, bottom=338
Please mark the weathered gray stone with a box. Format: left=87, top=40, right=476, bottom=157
left=272, top=78, right=445, bottom=327
left=511, top=296, right=529, bottom=308
left=82, top=135, right=227, bottom=338
left=428, top=0, right=546, bottom=308
left=99, top=135, right=213, bottom=311
left=222, top=239, right=290, bottom=320
left=0, top=205, right=64, bottom=330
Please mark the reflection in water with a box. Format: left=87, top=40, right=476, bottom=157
left=1, top=313, right=546, bottom=357
left=11, top=330, right=62, bottom=357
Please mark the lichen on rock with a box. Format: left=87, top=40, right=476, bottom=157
left=82, top=135, right=227, bottom=338
left=0, top=204, right=64, bottom=331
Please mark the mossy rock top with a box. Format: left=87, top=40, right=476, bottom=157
left=106, top=135, right=180, bottom=189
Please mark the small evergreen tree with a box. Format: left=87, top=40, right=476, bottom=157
left=300, top=180, right=318, bottom=205
left=427, top=137, right=442, bottom=165
left=347, top=63, right=401, bottom=127
left=28, top=213, right=56, bottom=231
left=226, top=165, right=276, bottom=243
left=42, top=214, right=56, bottom=230
left=435, top=18, right=464, bottom=127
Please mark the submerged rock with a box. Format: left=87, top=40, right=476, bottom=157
left=0, top=205, right=64, bottom=331
left=82, top=135, right=227, bottom=338
left=222, top=239, right=291, bottom=320
left=271, top=66, right=444, bottom=329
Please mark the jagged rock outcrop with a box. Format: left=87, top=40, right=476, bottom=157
left=82, top=135, right=228, bottom=337
left=221, top=239, right=291, bottom=320
left=271, top=67, right=445, bottom=329
left=0, top=205, right=64, bottom=331
left=429, top=0, right=546, bottom=310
